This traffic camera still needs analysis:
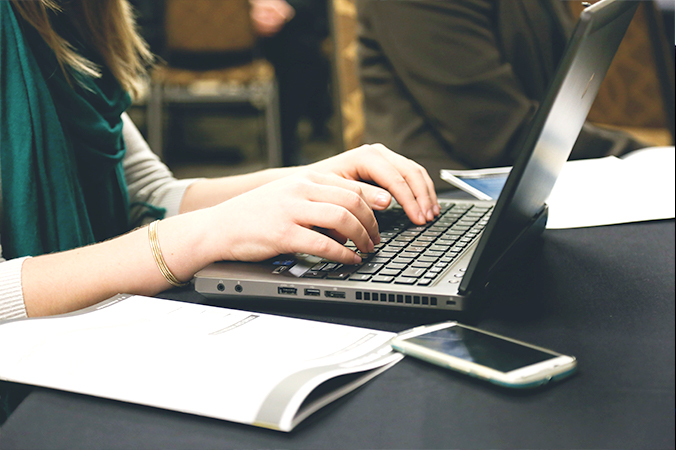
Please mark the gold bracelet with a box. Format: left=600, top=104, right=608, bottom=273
left=148, top=220, right=190, bottom=288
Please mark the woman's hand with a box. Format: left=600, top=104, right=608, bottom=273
left=19, top=146, right=437, bottom=318
left=307, top=144, right=440, bottom=225
left=180, top=144, right=439, bottom=265
left=204, top=170, right=382, bottom=265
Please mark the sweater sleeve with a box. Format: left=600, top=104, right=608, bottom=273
left=122, top=113, right=203, bottom=226
left=0, top=256, right=30, bottom=321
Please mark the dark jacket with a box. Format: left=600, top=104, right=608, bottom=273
left=357, top=0, right=643, bottom=188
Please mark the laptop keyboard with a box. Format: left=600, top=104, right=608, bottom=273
left=298, top=202, right=493, bottom=286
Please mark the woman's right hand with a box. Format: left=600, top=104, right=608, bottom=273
left=202, top=169, right=384, bottom=266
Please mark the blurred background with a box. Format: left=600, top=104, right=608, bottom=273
left=126, top=0, right=675, bottom=181
left=127, top=0, right=340, bottom=180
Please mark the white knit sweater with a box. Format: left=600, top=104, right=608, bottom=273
left=0, top=113, right=200, bottom=321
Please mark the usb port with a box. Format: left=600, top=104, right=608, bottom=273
left=325, top=290, right=346, bottom=299
left=304, top=288, right=321, bottom=297
left=278, top=287, right=297, bottom=295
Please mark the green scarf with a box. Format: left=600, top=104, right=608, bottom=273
left=0, top=2, right=131, bottom=260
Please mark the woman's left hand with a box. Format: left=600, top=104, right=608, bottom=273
left=307, top=143, right=440, bottom=225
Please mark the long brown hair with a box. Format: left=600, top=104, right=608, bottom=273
left=11, top=0, right=153, bottom=98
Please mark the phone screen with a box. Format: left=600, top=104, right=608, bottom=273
left=405, top=326, right=556, bottom=373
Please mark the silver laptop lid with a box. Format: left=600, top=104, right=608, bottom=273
left=459, top=0, right=638, bottom=296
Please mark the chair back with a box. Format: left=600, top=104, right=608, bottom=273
left=164, top=0, right=256, bottom=54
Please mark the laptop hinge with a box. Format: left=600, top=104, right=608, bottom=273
left=457, top=204, right=548, bottom=297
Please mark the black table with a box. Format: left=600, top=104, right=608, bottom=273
left=1, top=220, right=674, bottom=449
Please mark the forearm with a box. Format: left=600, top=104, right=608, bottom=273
left=179, top=166, right=298, bottom=212
left=21, top=209, right=217, bottom=317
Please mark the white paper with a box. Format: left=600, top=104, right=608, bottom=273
left=440, top=147, right=675, bottom=229
left=546, top=147, right=675, bottom=229
left=0, top=295, right=402, bottom=431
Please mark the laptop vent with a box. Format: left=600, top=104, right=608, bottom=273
left=355, top=291, right=437, bottom=306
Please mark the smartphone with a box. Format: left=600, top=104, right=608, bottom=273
left=391, top=322, right=577, bottom=388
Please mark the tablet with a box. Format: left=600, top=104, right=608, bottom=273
left=440, top=167, right=511, bottom=200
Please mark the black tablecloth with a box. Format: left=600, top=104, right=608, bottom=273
left=1, top=221, right=674, bottom=449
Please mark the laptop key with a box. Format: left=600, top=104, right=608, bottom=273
left=350, top=274, right=372, bottom=281
left=411, top=261, right=433, bottom=269
left=398, top=231, right=421, bottom=238
left=400, top=267, right=427, bottom=278
left=415, top=235, right=436, bottom=242
left=423, top=251, right=444, bottom=258
left=392, top=257, right=415, bottom=265
left=394, top=277, right=417, bottom=285
left=407, top=226, right=427, bottom=232
left=356, top=251, right=373, bottom=260
left=356, top=263, right=384, bottom=274
left=326, top=264, right=357, bottom=277
left=369, top=256, right=391, bottom=264
left=381, top=245, right=404, bottom=253
left=326, top=272, right=350, bottom=279
left=421, top=231, right=442, bottom=238
left=411, top=240, right=433, bottom=248
left=404, top=246, right=426, bottom=254
left=417, top=256, right=437, bottom=263
left=430, top=244, right=451, bottom=252
left=303, top=271, right=327, bottom=278
left=372, top=275, right=394, bottom=283
left=320, top=262, right=340, bottom=272
left=378, top=269, right=401, bottom=277
left=375, top=251, right=397, bottom=260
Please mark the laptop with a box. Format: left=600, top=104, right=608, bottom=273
left=195, top=0, right=638, bottom=311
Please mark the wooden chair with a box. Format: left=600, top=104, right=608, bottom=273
left=146, top=0, right=282, bottom=166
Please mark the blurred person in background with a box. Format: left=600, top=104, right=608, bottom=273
left=357, top=0, right=646, bottom=189
left=250, top=0, right=333, bottom=166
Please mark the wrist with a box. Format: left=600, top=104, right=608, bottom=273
left=154, top=210, right=219, bottom=282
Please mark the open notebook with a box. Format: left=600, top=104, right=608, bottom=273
left=0, top=294, right=402, bottom=432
